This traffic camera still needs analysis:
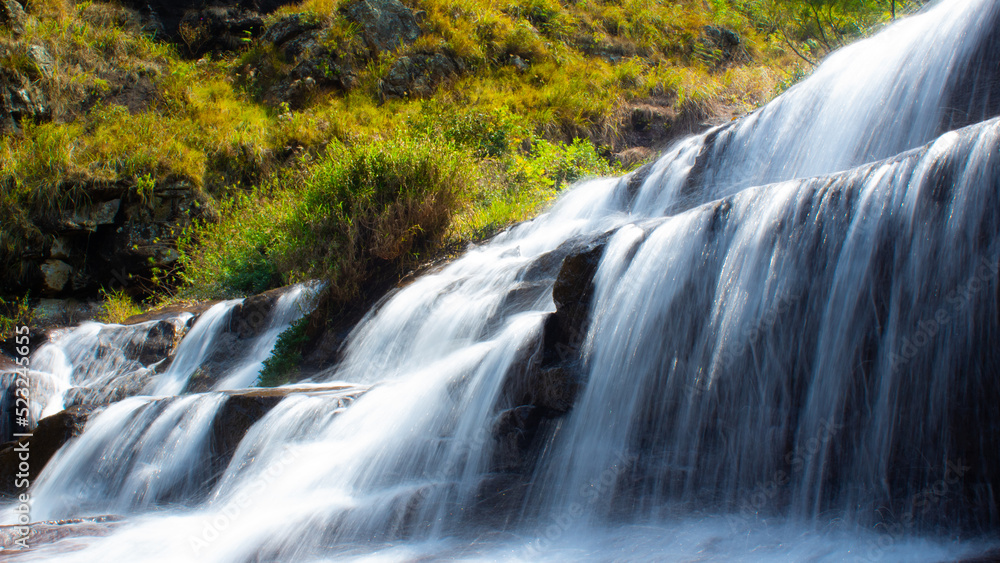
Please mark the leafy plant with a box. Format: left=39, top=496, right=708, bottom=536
left=99, top=288, right=142, bottom=324
left=257, top=316, right=310, bottom=387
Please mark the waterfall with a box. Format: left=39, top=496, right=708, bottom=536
left=4, top=0, right=1000, bottom=561
left=21, top=394, right=226, bottom=522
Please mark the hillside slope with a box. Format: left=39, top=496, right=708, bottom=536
left=0, top=0, right=914, bottom=328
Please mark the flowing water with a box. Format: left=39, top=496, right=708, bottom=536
left=4, top=0, right=1000, bottom=560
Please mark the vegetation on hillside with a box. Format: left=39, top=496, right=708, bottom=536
left=0, top=0, right=920, bottom=311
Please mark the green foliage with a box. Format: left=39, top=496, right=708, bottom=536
left=410, top=104, right=528, bottom=159
left=257, top=315, right=310, bottom=387
left=99, top=288, right=143, bottom=324
left=180, top=137, right=478, bottom=298
left=0, top=0, right=912, bottom=304
left=0, top=295, right=33, bottom=342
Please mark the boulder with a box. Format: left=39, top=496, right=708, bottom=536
left=38, top=260, right=71, bottom=295
left=228, top=286, right=287, bottom=339
left=122, top=320, right=182, bottom=366
left=206, top=384, right=366, bottom=486
left=0, top=406, right=92, bottom=499
left=381, top=52, right=463, bottom=99
left=55, top=199, right=121, bottom=232
left=0, top=516, right=122, bottom=554
left=262, top=13, right=321, bottom=48
left=0, top=0, right=25, bottom=35
left=0, top=66, right=50, bottom=133
left=27, top=45, right=54, bottom=79
left=478, top=237, right=610, bottom=500
left=341, top=0, right=421, bottom=54
left=699, top=25, right=747, bottom=67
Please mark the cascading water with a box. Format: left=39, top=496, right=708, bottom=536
left=4, top=0, right=1000, bottom=561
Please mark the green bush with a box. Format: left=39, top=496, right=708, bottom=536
left=180, top=137, right=478, bottom=299
left=257, top=315, right=310, bottom=387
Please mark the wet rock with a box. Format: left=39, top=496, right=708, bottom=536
left=122, top=320, right=181, bottom=366
left=0, top=516, right=122, bottom=553
left=484, top=236, right=610, bottom=482
left=0, top=406, right=92, bottom=499
left=473, top=474, right=532, bottom=520
left=123, top=302, right=212, bottom=326
left=546, top=235, right=609, bottom=358
left=207, top=384, right=365, bottom=483
left=63, top=369, right=156, bottom=408
left=381, top=52, right=463, bottom=99
left=228, top=286, right=287, bottom=339
left=341, top=0, right=421, bottom=54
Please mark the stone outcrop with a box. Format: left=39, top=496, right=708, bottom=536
left=381, top=52, right=463, bottom=99
left=699, top=25, right=747, bottom=67
left=207, top=384, right=365, bottom=478
left=253, top=0, right=450, bottom=108
left=119, top=0, right=298, bottom=55
left=474, top=235, right=610, bottom=514
left=0, top=406, right=92, bottom=499
left=177, top=6, right=264, bottom=56
left=0, top=0, right=26, bottom=35
left=0, top=63, right=50, bottom=134
left=182, top=284, right=309, bottom=391
left=9, top=177, right=211, bottom=297
left=341, top=0, right=421, bottom=54
left=0, top=384, right=365, bottom=500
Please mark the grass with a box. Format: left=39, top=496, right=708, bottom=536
left=0, top=295, right=33, bottom=342
left=0, top=0, right=915, bottom=305
left=98, top=288, right=143, bottom=324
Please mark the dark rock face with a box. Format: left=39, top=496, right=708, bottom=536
left=182, top=284, right=304, bottom=392
left=0, top=406, right=92, bottom=499
left=475, top=236, right=610, bottom=513
left=0, top=64, right=50, bottom=134
left=123, top=320, right=183, bottom=366
left=206, top=385, right=365, bottom=490
left=0, top=0, right=26, bottom=35
left=9, top=177, right=210, bottom=297
left=177, top=6, right=264, bottom=57
left=381, top=52, right=463, bottom=99
left=340, top=0, right=421, bottom=54
left=119, top=0, right=298, bottom=54
left=228, top=286, right=286, bottom=339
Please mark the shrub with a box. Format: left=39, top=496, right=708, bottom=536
left=180, top=137, right=478, bottom=299
left=99, top=288, right=142, bottom=324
